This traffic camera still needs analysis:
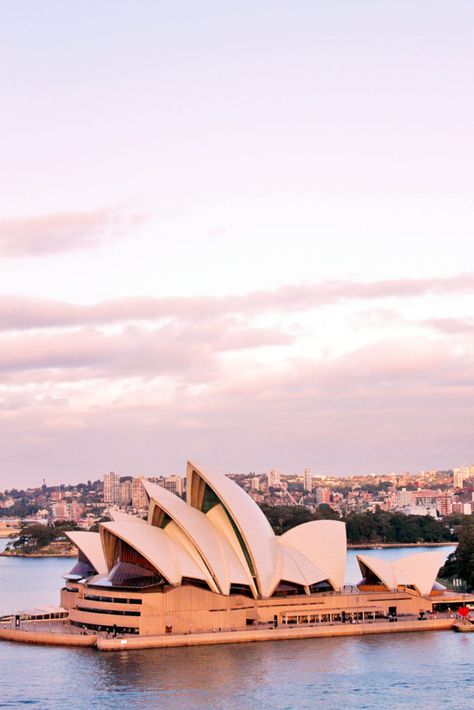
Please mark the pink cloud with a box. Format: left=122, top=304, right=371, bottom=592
left=1, top=336, right=473, bottom=484
left=423, top=318, right=474, bottom=334
left=1, top=273, right=474, bottom=331
left=0, top=208, right=146, bottom=257
left=0, top=321, right=292, bottom=382
left=2, top=277, right=474, bottom=484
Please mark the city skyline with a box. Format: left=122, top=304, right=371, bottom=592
left=1, top=1, right=474, bottom=486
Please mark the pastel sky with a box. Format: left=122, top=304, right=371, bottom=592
left=1, top=1, right=473, bottom=487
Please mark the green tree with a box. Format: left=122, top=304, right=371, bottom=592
left=456, top=517, right=474, bottom=590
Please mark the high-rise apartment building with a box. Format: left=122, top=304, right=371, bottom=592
left=51, top=500, right=83, bottom=522
left=438, top=494, right=453, bottom=517
left=120, top=479, right=132, bottom=506
left=397, top=488, right=412, bottom=507
left=268, top=469, right=281, bottom=488
left=454, top=468, right=466, bottom=489
left=162, top=475, right=184, bottom=497
left=132, top=476, right=148, bottom=509
left=303, top=468, right=312, bottom=492
left=103, top=472, right=120, bottom=504
left=316, top=487, right=330, bottom=505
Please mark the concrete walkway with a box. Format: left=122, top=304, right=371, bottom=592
left=97, top=617, right=455, bottom=651
left=0, top=617, right=456, bottom=651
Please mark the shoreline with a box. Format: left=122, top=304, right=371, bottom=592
left=0, top=542, right=455, bottom=558
left=0, top=617, right=457, bottom=650
left=347, top=542, right=455, bottom=549
left=0, top=551, right=76, bottom=558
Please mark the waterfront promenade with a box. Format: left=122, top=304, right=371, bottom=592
left=0, top=614, right=457, bottom=651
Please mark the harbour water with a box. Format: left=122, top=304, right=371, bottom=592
left=1, top=542, right=473, bottom=709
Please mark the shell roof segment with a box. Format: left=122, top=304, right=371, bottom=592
left=277, top=540, right=328, bottom=589
left=357, top=550, right=446, bottom=595
left=281, top=520, right=347, bottom=590
left=142, top=478, right=252, bottom=594
left=107, top=509, right=148, bottom=525
left=392, top=550, right=446, bottom=595
left=357, top=553, right=398, bottom=590
left=187, top=461, right=282, bottom=598
left=65, top=531, right=108, bottom=576
left=100, top=520, right=207, bottom=586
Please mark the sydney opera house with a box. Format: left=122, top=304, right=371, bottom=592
left=61, top=462, right=459, bottom=637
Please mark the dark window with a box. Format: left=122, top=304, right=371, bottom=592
left=71, top=621, right=139, bottom=634
left=359, top=565, right=385, bottom=586
left=84, top=594, right=142, bottom=604
left=201, top=484, right=221, bottom=513
left=67, top=550, right=97, bottom=579
left=76, top=606, right=141, bottom=617
left=229, top=583, right=253, bottom=598
left=309, top=580, right=333, bottom=594
left=272, top=580, right=306, bottom=597
left=108, top=561, right=164, bottom=589
left=107, top=540, right=165, bottom=589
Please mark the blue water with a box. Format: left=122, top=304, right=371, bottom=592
left=1, top=543, right=470, bottom=709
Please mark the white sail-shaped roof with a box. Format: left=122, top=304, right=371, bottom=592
left=357, top=550, right=446, bottom=595
left=161, top=519, right=220, bottom=593
left=277, top=541, right=328, bottom=589
left=281, top=520, right=347, bottom=591
left=65, top=531, right=108, bottom=575
left=187, top=461, right=282, bottom=598
left=205, top=503, right=259, bottom=597
left=100, top=520, right=207, bottom=586
left=143, top=479, right=252, bottom=594
left=393, top=550, right=446, bottom=595
left=108, top=509, right=147, bottom=525
left=357, top=554, right=398, bottom=590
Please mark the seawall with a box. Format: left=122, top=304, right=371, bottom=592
left=0, top=627, right=96, bottom=647
left=97, top=618, right=455, bottom=651
left=0, top=618, right=456, bottom=651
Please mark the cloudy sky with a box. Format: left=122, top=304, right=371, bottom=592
left=1, top=1, right=473, bottom=486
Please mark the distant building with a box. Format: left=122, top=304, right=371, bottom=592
left=119, top=480, right=132, bottom=507
left=51, top=500, right=83, bottom=522
left=399, top=504, right=437, bottom=518
left=103, top=472, right=120, bottom=505
left=268, top=469, right=281, bottom=488
left=453, top=468, right=465, bottom=489
left=452, top=502, right=472, bottom=515
left=250, top=477, right=260, bottom=492
left=132, top=477, right=148, bottom=509
left=161, top=475, right=184, bottom=497
left=316, top=488, right=330, bottom=505
left=51, top=501, right=67, bottom=522
left=438, top=494, right=453, bottom=517
left=303, top=469, right=312, bottom=493
left=413, top=490, right=441, bottom=508
left=397, top=488, right=412, bottom=508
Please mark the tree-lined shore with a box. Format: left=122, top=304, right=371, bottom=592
left=259, top=504, right=459, bottom=544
